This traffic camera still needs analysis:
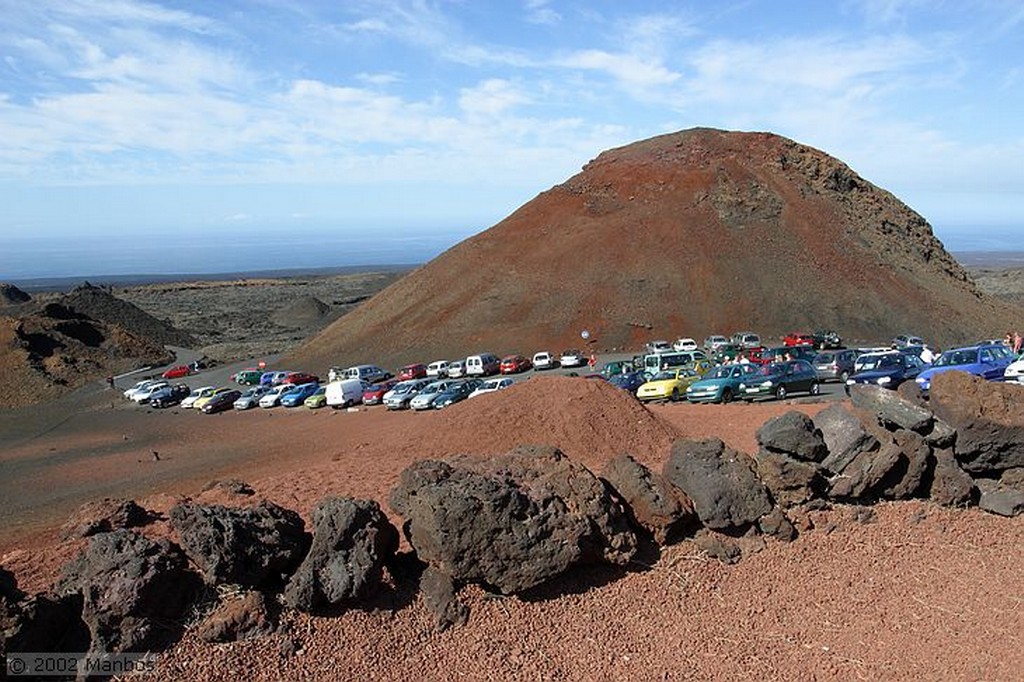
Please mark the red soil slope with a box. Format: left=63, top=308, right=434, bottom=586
left=289, top=128, right=1022, bottom=372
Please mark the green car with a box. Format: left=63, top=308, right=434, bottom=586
left=304, top=386, right=328, bottom=409
left=738, top=360, right=820, bottom=401
left=234, top=369, right=265, bottom=386
left=685, top=364, right=761, bottom=403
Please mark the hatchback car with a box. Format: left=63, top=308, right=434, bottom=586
left=201, top=389, right=242, bottom=414
left=280, top=371, right=319, bottom=386
left=426, top=360, right=450, bottom=378
left=782, top=333, right=814, bottom=347
left=740, top=360, right=820, bottom=401
left=645, top=340, right=673, bottom=354
left=180, top=386, right=217, bottom=409
left=234, top=386, right=269, bottom=410
left=560, top=349, right=586, bottom=368
left=258, top=384, right=292, bottom=408
left=232, top=369, right=265, bottom=386
left=383, top=378, right=433, bottom=410
left=409, top=380, right=456, bottom=410
left=500, top=355, right=533, bottom=374
left=398, top=363, right=428, bottom=381
left=1004, top=354, right=1024, bottom=383
left=846, top=352, right=925, bottom=392
left=703, top=335, right=730, bottom=352
left=685, top=364, right=761, bottom=404
left=891, top=334, right=925, bottom=349
left=280, top=382, right=320, bottom=407
left=607, top=371, right=648, bottom=395
left=446, top=361, right=466, bottom=378
left=812, top=349, right=858, bottom=383
left=131, top=381, right=169, bottom=404
left=193, top=387, right=233, bottom=411
left=672, top=338, right=698, bottom=352
left=161, top=365, right=192, bottom=380
left=433, top=380, right=482, bottom=409
left=304, top=385, right=328, bottom=409
left=636, top=368, right=701, bottom=402
left=915, top=344, right=1014, bottom=393
left=149, top=384, right=191, bottom=408
left=468, top=377, right=515, bottom=398
left=732, top=332, right=762, bottom=349
left=362, top=378, right=398, bottom=405
left=532, top=351, right=559, bottom=370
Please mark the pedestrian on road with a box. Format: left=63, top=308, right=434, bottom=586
left=106, top=376, right=115, bottom=390
left=1014, top=332, right=1022, bottom=355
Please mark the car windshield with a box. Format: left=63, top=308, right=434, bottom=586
left=708, top=367, right=735, bottom=379
left=760, top=363, right=786, bottom=375
left=652, top=371, right=679, bottom=381
left=934, top=349, right=977, bottom=367
left=860, top=354, right=899, bottom=370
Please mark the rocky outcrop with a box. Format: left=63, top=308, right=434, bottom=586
left=756, top=411, right=828, bottom=463
left=814, top=403, right=880, bottom=475
left=62, top=498, right=152, bottom=539
left=663, top=439, right=772, bottom=532
left=756, top=450, right=827, bottom=508
left=602, top=454, right=697, bottom=543
left=389, top=446, right=636, bottom=597
left=170, top=500, right=310, bottom=589
left=282, top=497, right=399, bottom=613
left=849, top=384, right=933, bottom=433
left=929, top=371, right=1024, bottom=474
left=57, top=530, right=198, bottom=655
left=195, top=591, right=277, bottom=643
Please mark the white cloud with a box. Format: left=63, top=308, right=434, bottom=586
left=459, top=79, right=530, bottom=117
left=524, top=0, right=561, bottom=25
left=558, top=49, right=681, bottom=90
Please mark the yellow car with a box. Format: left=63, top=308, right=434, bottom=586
left=636, top=368, right=702, bottom=402
left=305, top=386, right=328, bottom=409
left=192, top=387, right=232, bottom=410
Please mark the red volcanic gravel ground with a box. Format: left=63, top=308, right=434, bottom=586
left=1, top=376, right=1021, bottom=681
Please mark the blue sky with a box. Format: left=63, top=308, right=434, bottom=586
left=2, top=0, right=1023, bottom=275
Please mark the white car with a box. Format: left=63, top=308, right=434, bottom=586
left=180, top=385, right=217, bottom=409
left=123, top=379, right=161, bottom=400
left=672, top=338, right=698, bottom=352
left=131, top=382, right=169, bottom=404
left=233, top=386, right=268, bottom=410
left=468, top=377, right=514, bottom=398
left=1004, top=356, right=1024, bottom=383
left=383, top=379, right=432, bottom=410
left=447, top=361, right=466, bottom=378
left=532, top=351, right=559, bottom=370
left=704, top=335, right=729, bottom=352
left=645, top=340, right=673, bottom=354
left=559, top=349, right=586, bottom=368
left=259, top=384, right=292, bottom=408
left=426, top=360, right=450, bottom=378
left=409, top=381, right=454, bottom=411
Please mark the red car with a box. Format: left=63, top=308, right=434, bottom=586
left=398, top=363, right=428, bottom=380
left=161, top=365, right=192, bottom=379
left=362, top=378, right=398, bottom=406
left=783, top=333, right=814, bottom=347
left=500, top=355, right=533, bottom=374
left=280, top=371, right=319, bottom=385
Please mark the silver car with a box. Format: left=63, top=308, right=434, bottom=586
left=383, top=378, right=433, bottom=410
left=234, top=385, right=269, bottom=410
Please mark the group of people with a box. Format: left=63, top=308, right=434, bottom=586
left=1004, top=331, right=1023, bottom=355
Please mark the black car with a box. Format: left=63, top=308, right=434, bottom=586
left=200, top=389, right=243, bottom=414
left=812, top=349, right=858, bottom=383
left=607, top=371, right=649, bottom=394
left=813, top=330, right=842, bottom=350
left=845, top=352, right=926, bottom=392
left=739, top=360, right=820, bottom=401
left=149, top=384, right=190, bottom=408
left=433, top=380, right=482, bottom=409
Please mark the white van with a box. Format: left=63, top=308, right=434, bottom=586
left=326, top=379, right=367, bottom=408
left=465, top=353, right=500, bottom=377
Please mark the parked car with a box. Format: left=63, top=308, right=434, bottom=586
left=193, top=387, right=233, bottom=411
left=362, top=378, right=399, bottom=406
left=891, top=334, right=925, bottom=349
left=433, top=380, right=482, bottom=409
left=131, top=381, right=169, bottom=404
left=1004, top=354, right=1024, bottom=383
left=149, top=384, right=191, bottom=408
left=636, top=368, right=702, bottom=402
left=704, top=335, right=730, bottom=352
left=739, top=360, right=820, bottom=401
left=782, top=333, right=814, bottom=347
left=756, top=346, right=816, bottom=365
left=426, top=360, right=450, bottom=378
left=915, top=344, right=1015, bottom=393
left=326, top=379, right=371, bottom=408
left=813, top=330, right=843, bottom=350
left=398, top=363, right=428, bottom=381
left=233, top=386, right=269, bottom=410
left=180, top=385, right=217, bottom=409
left=532, top=351, right=559, bottom=370
left=304, top=386, right=328, bottom=409
left=672, top=338, right=698, bottom=352
left=468, top=377, right=515, bottom=399
left=279, top=382, right=319, bottom=407
left=559, top=349, right=586, bottom=368
left=499, top=355, right=533, bottom=374
left=281, top=371, right=319, bottom=386
left=338, top=365, right=392, bottom=384
left=161, top=365, right=192, bottom=380
left=607, top=371, right=648, bottom=395
left=846, top=351, right=926, bottom=392
left=123, top=379, right=162, bottom=401
left=258, top=384, right=292, bottom=408
left=465, top=353, right=501, bottom=377
left=685, top=364, right=761, bottom=404
left=731, top=332, right=762, bottom=349
left=447, top=361, right=466, bottom=378
left=201, top=389, right=242, bottom=414
left=232, top=369, right=265, bottom=386
left=645, top=340, right=673, bottom=354
left=409, top=380, right=456, bottom=410
left=260, top=370, right=291, bottom=387
left=600, top=360, right=635, bottom=378
left=383, top=378, right=434, bottom=410
left=642, top=350, right=709, bottom=377
left=812, top=349, right=858, bottom=383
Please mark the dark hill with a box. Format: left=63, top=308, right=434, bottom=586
left=60, top=282, right=194, bottom=347
left=0, top=283, right=31, bottom=305
left=288, top=128, right=1023, bottom=371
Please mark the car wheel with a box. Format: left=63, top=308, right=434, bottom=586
left=810, top=382, right=820, bottom=396
left=775, top=385, right=787, bottom=400
left=839, top=370, right=849, bottom=383
left=720, top=388, right=733, bottom=404
left=670, top=388, right=679, bottom=402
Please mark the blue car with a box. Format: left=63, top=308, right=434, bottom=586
left=607, top=371, right=649, bottom=394
left=915, top=344, right=1014, bottom=394
left=280, top=382, right=320, bottom=407
left=846, top=351, right=927, bottom=392
left=685, top=364, right=761, bottom=404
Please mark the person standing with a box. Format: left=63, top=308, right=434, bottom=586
left=1014, top=332, right=1022, bottom=355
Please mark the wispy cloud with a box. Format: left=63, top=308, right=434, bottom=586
left=524, top=0, right=561, bottom=26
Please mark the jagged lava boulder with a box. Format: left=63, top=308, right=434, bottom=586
left=602, top=454, right=697, bottom=544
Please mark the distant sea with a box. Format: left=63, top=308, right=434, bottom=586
left=1, top=229, right=474, bottom=290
